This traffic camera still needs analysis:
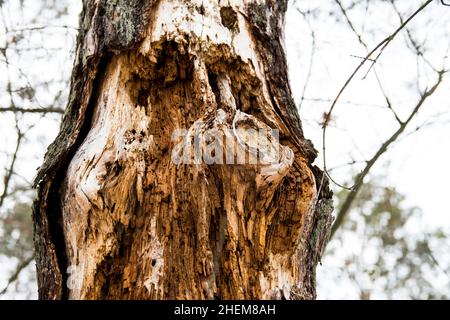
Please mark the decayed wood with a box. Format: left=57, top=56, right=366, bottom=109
left=33, top=0, right=333, bottom=300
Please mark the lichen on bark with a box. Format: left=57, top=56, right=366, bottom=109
left=102, top=0, right=153, bottom=49
left=33, top=0, right=333, bottom=300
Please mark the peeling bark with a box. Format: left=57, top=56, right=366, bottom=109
left=33, top=0, right=333, bottom=300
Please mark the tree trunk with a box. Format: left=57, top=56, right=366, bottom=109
left=33, top=0, right=333, bottom=300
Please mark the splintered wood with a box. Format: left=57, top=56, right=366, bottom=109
left=34, top=0, right=333, bottom=300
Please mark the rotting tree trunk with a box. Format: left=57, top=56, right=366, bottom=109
left=33, top=0, right=333, bottom=300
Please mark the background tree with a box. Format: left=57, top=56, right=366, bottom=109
left=0, top=0, right=77, bottom=298
left=321, top=173, right=449, bottom=299
left=289, top=0, right=450, bottom=298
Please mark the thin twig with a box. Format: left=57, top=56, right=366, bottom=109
left=0, top=25, right=78, bottom=36
left=336, top=0, right=403, bottom=124
left=0, top=122, right=22, bottom=209
left=296, top=8, right=317, bottom=111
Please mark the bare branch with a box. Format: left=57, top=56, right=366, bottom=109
left=330, top=70, right=446, bottom=239
left=0, top=106, right=64, bottom=114
left=0, top=255, right=34, bottom=296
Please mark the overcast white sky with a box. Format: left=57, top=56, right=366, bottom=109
left=286, top=0, right=450, bottom=231
left=1, top=0, right=449, bottom=299
left=285, top=0, right=450, bottom=298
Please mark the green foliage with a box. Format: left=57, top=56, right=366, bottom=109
left=322, top=176, right=450, bottom=299
left=0, top=191, right=36, bottom=298
left=0, top=201, right=34, bottom=259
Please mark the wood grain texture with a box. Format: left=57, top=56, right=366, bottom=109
left=33, top=0, right=333, bottom=300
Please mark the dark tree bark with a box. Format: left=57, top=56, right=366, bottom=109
left=33, top=0, right=333, bottom=300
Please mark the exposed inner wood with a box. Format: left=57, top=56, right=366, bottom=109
left=34, top=0, right=333, bottom=300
